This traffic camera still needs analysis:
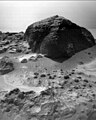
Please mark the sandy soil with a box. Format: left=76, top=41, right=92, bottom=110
left=0, top=45, right=96, bottom=96
left=0, top=45, right=96, bottom=120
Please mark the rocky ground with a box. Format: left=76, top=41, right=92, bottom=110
left=0, top=31, right=31, bottom=54
left=0, top=31, right=96, bottom=120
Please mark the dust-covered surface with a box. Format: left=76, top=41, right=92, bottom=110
left=0, top=44, right=96, bottom=120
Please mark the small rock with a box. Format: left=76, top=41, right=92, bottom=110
left=5, top=106, right=11, bottom=112
left=29, top=57, right=37, bottom=61
left=0, top=47, right=7, bottom=54
left=40, top=74, right=46, bottom=78
left=8, top=48, right=16, bottom=53
left=48, top=75, right=55, bottom=79
left=5, top=88, right=20, bottom=97
left=24, top=49, right=31, bottom=54
left=89, top=85, right=92, bottom=88
left=18, top=92, right=25, bottom=99
left=33, top=76, right=38, bottom=79
left=0, top=56, right=14, bottom=75
left=79, top=61, right=84, bottom=65
left=34, top=72, right=39, bottom=76
left=30, top=106, right=41, bottom=114
left=74, top=79, right=79, bottom=83
left=64, top=75, right=70, bottom=79
left=21, top=59, right=27, bottom=63
left=16, top=49, right=22, bottom=53
left=84, top=79, right=89, bottom=83
left=60, top=107, right=76, bottom=119
left=88, top=52, right=91, bottom=55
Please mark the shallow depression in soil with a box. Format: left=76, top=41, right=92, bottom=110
left=2, top=68, right=46, bottom=94
left=76, top=58, right=96, bottom=77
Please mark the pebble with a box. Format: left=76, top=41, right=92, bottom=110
left=21, top=59, right=27, bottom=63
left=64, top=75, right=70, bottom=79
left=40, top=74, right=46, bottom=78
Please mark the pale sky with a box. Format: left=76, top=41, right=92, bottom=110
left=0, top=1, right=96, bottom=32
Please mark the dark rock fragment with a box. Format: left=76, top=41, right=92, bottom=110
left=21, top=59, right=27, bottom=63
left=64, top=75, right=70, bottom=79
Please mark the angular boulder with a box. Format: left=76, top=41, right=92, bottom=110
left=24, top=15, right=95, bottom=59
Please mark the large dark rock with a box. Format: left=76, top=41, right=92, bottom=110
left=24, top=15, right=95, bottom=59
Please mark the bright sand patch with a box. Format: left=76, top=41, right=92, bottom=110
left=3, top=73, right=46, bottom=95
left=76, top=58, right=96, bottom=77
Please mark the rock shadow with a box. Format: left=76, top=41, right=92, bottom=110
left=45, top=56, right=70, bottom=63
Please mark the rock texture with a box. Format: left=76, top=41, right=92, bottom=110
left=1, top=65, right=96, bottom=119
left=0, top=56, right=14, bottom=75
left=0, top=69, right=96, bottom=120
left=24, top=15, right=95, bottom=58
left=0, top=87, right=77, bottom=120
left=0, top=32, right=30, bottom=54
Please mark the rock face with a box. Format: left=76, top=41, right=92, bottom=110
left=24, top=15, right=95, bottom=59
left=0, top=56, right=14, bottom=75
